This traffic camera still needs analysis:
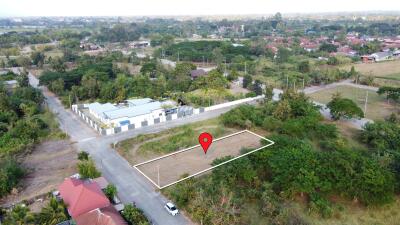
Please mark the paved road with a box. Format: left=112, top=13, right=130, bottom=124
left=29, top=71, right=374, bottom=224
left=29, top=73, right=243, bottom=225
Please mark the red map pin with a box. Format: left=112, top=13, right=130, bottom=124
left=199, top=132, right=213, bottom=154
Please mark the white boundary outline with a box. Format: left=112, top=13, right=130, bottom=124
left=132, top=130, right=274, bottom=189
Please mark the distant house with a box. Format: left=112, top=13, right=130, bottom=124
left=232, top=43, right=244, bottom=47
left=302, top=43, right=319, bottom=52
left=369, top=52, right=393, bottom=62
left=190, top=69, right=207, bottom=79
left=130, top=41, right=150, bottom=48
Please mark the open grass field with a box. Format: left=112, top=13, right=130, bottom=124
left=135, top=130, right=265, bottom=188
left=342, top=61, right=400, bottom=87
left=308, top=86, right=398, bottom=121
left=343, top=60, right=400, bottom=78
left=305, top=197, right=400, bottom=225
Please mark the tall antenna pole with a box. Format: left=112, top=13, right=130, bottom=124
left=364, top=91, right=368, bottom=117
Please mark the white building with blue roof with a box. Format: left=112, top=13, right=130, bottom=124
left=86, top=98, right=176, bottom=128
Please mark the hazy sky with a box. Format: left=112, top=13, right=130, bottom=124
left=1, top=0, right=399, bottom=17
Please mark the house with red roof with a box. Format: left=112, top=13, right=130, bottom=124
left=58, top=178, right=127, bottom=225
left=75, top=205, right=127, bottom=225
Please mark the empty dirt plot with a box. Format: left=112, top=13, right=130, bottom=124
left=134, top=130, right=273, bottom=188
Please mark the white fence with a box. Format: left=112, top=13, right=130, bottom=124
left=204, top=95, right=264, bottom=111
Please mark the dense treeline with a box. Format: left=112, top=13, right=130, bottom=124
left=161, top=41, right=254, bottom=62
left=165, top=91, right=398, bottom=224
left=0, top=80, right=61, bottom=198
left=95, top=23, right=141, bottom=43
left=0, top=31, right=51, bottom=47
left=39, top=55, right=230, bottom=106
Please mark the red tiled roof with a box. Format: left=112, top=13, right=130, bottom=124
left=93, top=177, right=109, bottom=190
left=59, top=178, right=110, bottom=218
left=75, top=205, right=128, bottom=225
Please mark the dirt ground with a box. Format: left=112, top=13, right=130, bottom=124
left=136, top=131, right=263, bottom=187
left=0, top=140, right=77, bottom=207
left=229, top=81, right=250, bottom=95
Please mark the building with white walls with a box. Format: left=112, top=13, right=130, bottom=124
left=87, top=98, right=177, bottom=128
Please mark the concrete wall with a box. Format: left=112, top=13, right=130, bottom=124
left=72, top=104, right=201, bottom=136
left=204, top=95, right=264, bottom=111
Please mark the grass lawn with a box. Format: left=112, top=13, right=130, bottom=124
left=308, top=86, right=398, bottom=121
left=342, top=61, right=400, bottom=87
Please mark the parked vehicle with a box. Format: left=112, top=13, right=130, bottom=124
left=164, top=202, right=179, bottom=216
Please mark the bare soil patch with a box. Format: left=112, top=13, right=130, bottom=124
left=136, top=131, right=263, bottom=187
left=0, top=140, right=77, bottom=207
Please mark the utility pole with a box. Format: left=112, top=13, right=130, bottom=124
left=286, top=75, right=289, bottom=89
left=224, top=58, right=227, bottom=74
left=302, top=78, right=305, bottom=90
left=69, top=94, right=71, bottom=108
left=364, top=91, right=369, bottom=116
left=244, top=62, right=247, bottom=75
left=157, top=165, right=160, bottom=187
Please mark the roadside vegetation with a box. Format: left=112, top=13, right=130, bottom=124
left=0, top=80, right=65, bottom=199
left=162, top=91, right=399, bottom=225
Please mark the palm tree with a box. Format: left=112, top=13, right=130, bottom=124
left=36, top=198, right=68, bottom=225
left=3, top=204, right=35, bottom=225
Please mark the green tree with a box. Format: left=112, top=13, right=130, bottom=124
left=252, top=79, right=263, bottom=95
left=30, top=51, right=45, bottom=68
left=35, top=198, right=68, bottom=225
left=78, top=151, right=89, bottom=161
left=275, top=47, right=291, bottom=63
left=104, top=184, right=117, bottom=199
left=327, top=95, right=364, bottom=120
left=50, top=57, right=66, bottom=73
left=273, top=99, right=292, bottom=121
left=3, top=205, right=34, bottom=225
left=377, top=86, right=400, bottom=103
left=243, top=74, right=252, bottom=88
left=77, top=158, right=101, bottom=179
left=18, top=70, right=30, bottom=87
left=122, top=204, right=150, bottom=225
left=298, top=61, right=310, bottom=73
left=319, top=43, right=338, bottom=53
